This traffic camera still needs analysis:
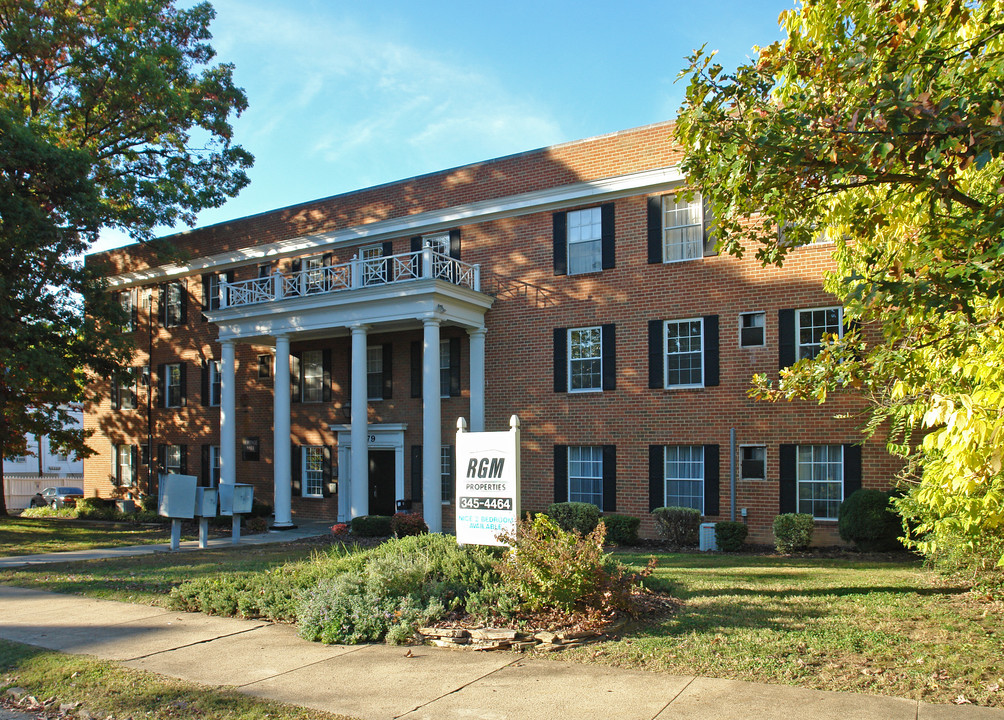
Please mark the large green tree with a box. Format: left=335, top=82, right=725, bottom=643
left=676, top=0, right=1004, bottom=571
left=0, top=0, right=252, bottom=514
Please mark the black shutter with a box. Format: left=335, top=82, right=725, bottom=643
left=130, top=294, right=138, bottom=328
left=449, top=229, right=461, bottom=259
left=291, top=443, right=302, bottom=496
left=553, top=445, right=568, bottom=503
left=600, top=202, right=616, bottom=270
left=201, top=444, right=209, bottom=486
left=110, top=377, right=120, bottom=410
left=702, top=194, right=718, bottom=256
left=179, top=444, right=187, bottom=475
left=201, top=274, right=211, bottom=316
left=179, top=362, right=187, bottom=407
left=322, top=446, right=333, bottom=497
left=130, top=445, right=138, bottom=485
left=291, top=257, right=302, bottom=274
left=553, top=212, right=567, bottom=276
left=158, top=284, right=166, bottom=325
left=449, top=337, right=461, bottom=396
left=411, top=236, right=423, bottom=277
left=843, top=444, right=862, bottom=497
left=649, top=445, right=664, bottom=511
left=647, top=195, right=663, bottom=264
left=602, top=444, right=616, bottom=512
left=178, top=280, right=187, bottom=325
left=225, top=271, right=235, bottom=307
left=200, top=360, right=209, bottom=407
left=156, top=363, right=165, bottom=407
left=703, top=315, right=719, bottom=387
left=704, top=444, right=720, bottom=516
left=382, top=241, right=393, bottom=281
left=648, top=320, right=664, bottom=389
left=553, top=328, right=567, bottom=392
left=601, top=323, right=616, bottom=391
left=411, top=445, right=423, bottom=501
left=778, top=309, right=796, bottom=369
left=779, top=444, right=797, bottom=513
left=322, top=349, right=332, bottom=402
left=410, top=340, right=422, bottom=398
left=382, top=343, right=393, bottom=400
left=290, top=352, right=301, bottom=403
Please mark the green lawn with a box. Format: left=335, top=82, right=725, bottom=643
left=0, top=517, right=178, bottom=557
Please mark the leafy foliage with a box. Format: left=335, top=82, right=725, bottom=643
left=651, top=506, right=701, bottom=549
left=773, top=514, right=815, bottom=553
left=349, top=515, right=392, bottom=537
left=714, top=521, right=749, bottom=552
left=544, top=501, right=601, bottom=535
left=676, top=0, right=1004, bottom=574
left=390, top=512, right=428, bottom=537
left=602, top=513, right=641, bottom=545
left=838, top=489, right=903, bottom=551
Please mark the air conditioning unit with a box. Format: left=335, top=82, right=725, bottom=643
left=699, top=522, right=718, bottom=552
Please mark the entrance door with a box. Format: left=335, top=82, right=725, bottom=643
left=368, top=450, right=396, bottom=516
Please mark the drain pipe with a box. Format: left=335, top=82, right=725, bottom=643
left=729, top=428, right=736, bottom=521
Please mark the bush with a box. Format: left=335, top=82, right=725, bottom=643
left=652, top=506, right=701, bottom=549
left=602, top=514, right=640, bottom=545
left=19, top=505, right=77, bottom=519
left=838, top=489, right=902, bottom=552
left=250, top=498, right=273, bottom=519
left=773, top=513, right=815, bottom=553
left=245, top=516, right=270, bottom=534
left=545, top=502, right=601, bottom=535
left=715, top=521, right=748, bottom=552
left=77, top=497, right=116, bottom=521
left=350, top=515, right=392, bottom=537
left=139, top=494, right=159, bottom=513
left=390, top=512, right=428, bottom=537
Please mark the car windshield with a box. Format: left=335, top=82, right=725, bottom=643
left=56, top=487, right=83, bottom=494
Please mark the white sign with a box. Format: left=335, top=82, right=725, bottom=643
left=455, top=415, right=521, bottom=546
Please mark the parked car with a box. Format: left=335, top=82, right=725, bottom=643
left=29, top=486, right=84, bottom=509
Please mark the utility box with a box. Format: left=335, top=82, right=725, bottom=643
left=219, top=483, right=253, bottom=516
left=158, top=474, right=197, bottom=519
left=195, top=486, right=218, bottom=517
left=699, top=522, right=718, bottom=552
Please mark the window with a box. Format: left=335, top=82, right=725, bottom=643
left=740, top=445, right=766, bottom=480
left=164, top=282, right=184, bottom=327
left=568, top=446, right=604, bottom=508
left=114, top=367, right=139, bottom=410
left=303, top=446, right=324, bottom=498
left=566, top=207, right=603, bottom=275
left=797, top=307, right=842, bottom=360
left=664, top=445, right=704, bottom=512
left=164, top=444, right=182, bottom=474
left=165, top=363, right=183, bottom=408
left=739, top=312, right=766, bottom=347
left=797, top=445, right=843, bottom=520
left=11, top=455, right=27, bottom=464
left=209, top=446, right=221, bottom=487
left=258, top=354, right=272, bottom=379
left=302, top=350, right=323, bottom=403
left=366, top=346, right=383, bottom=400
left=302, top=255, right=324, bottom=294
left=207, top=360, right=221, bottom=407
left=664, top=318, right=704, bottom=387
left=257, top=263, right=272, bottom=279
left=117, top=445, right=135, bottom=485
left=439, top=340, right=451, bottom=399
left=361, top=245, right=385, bottom=285
left=441, top=445, right=453, bottom=504
left=120, top=290, right=135, bottom=332
left=568, top=327, right=602, bottom=392
left=425, top=233, right=453, bottom=281
left=661, top=194, right=703, bottom=262
left=207, top=274, right=223, bottom=311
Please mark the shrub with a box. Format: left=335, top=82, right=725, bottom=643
left=19, top=505, right=76, bottom=519
left=652, top=506, right=701, bottom=549
left=349, top=515, right=392, bottom=537
left=773, top=513, right=815, bottom=553
left=77, top=497, right=116, bottom=521
left=545, top=502, right=601, bottom=535
left=390, top=512, right=428, bottom=537
left=330, top=522, right=349, bottom=536
left=602, top=514, right=640, bottom=545
left=245, top=516, right=270, bottom=534
left=250, top=498, right=273, bottom=519
left=139, top=494, right=159, bottom=513
left=715, top=521, right=748, bottom=552
left=838, top=489, right=902, bottom=552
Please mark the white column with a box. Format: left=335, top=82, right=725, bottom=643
left=350, top=324, right=370, bottom=518
left=423, top=317, right=442, bottom=532
left=272, top=334, right=294, bottom=527
left=467, top=327, right=486, bottom=433
left=220, top=339, right=237, bottom=486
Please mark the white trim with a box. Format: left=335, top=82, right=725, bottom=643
left=331, top=424, right=407, bottom=523
left=663, top=317, right=705, bottom=389
left=567, top=326, right=603, bottom=393
left=105, top=166, right=684, bottom=288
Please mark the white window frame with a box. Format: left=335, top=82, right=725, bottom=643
left=208, top=360, right=221, bottom=407
left=302, top=350, right=324, bottom=403
left=303, top=255, right=325, bottom=294
left=121, top=290, right=134, bottom=332
left=303, top=445, right=324, bottom=498
left=739, top=444, right=766, bottom=481
left=796, top=444, right=844, bottom=520
left=568, top=326, right=602, bottom=393
left=739, top=311, right=766, bottom=348
left=165, top=282, right=183, bottom=327
left=117, top=444, right=134, bottom=486
left=11, top=455, right=27, bottom=464
left=361, top=244, right=385, bottom=286
left=440, top=445, right=453, bottom=504
left=207, top=273, right=223, bottom=311
left=663, top=445, right=704, bottom=513
left=796, top=306, right=843, bottom=361
left=568, top=445, right=603, bottom=509
left=425, top=232, right=453, bottom=281
left=664, top=318, right=704, bottom=389
left=209, top=445, right=221, bottom=487
left=165, top=363, right=182, bottom=408
left=366, top=346, right=383, bottom=401
left=661, top=193, right=704, bottom=263
left=165, top=444, right=182, bottom=474
left=566, top=207, right=603, bottom=275
left=439, top=340, right=451, bottom=399
left=120, top=367, right=139, bottom=410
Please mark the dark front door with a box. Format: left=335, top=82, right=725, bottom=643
left=369, top=450, right=396, bottom=516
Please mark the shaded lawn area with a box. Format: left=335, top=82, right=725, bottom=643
left=0, top=517, right=177, bottom=557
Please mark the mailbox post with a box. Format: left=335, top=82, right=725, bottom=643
left=219, top=483, right=254, bottom=544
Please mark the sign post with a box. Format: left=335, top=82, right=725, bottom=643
left=455, top=415, right=520, bottom=546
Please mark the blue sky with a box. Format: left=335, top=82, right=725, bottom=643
left=91, top=0, right=794, bottom=254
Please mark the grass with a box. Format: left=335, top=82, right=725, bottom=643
left=0, top=639, right=357, bottom=720
left=0, top=516, right=179, bottom=557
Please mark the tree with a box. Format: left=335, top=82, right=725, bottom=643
left=675, top=0, right=1004, bottom=572
left=0, top=0, right=253, bottom=515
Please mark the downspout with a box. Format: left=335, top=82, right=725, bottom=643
left=729, top=427, right=736, bottom=522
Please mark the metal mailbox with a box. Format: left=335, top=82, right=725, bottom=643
left=158, top=474, right=197, bottom=519
left=195, top=486, right=218, bottom=517
left=218, top=483, right=253, bottom=516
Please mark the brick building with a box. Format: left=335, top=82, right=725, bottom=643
left=85, top=121, right=899, bottom=543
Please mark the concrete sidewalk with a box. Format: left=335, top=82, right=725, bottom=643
left=0, top=521, right=333, bottom=569
left=1, top=586, right=1001, bottom=720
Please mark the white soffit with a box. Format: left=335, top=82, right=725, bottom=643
left=108, top=165, right=685, bottom=288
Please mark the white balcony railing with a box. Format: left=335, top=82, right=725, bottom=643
left=221, top=248, right=481, bottom=309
